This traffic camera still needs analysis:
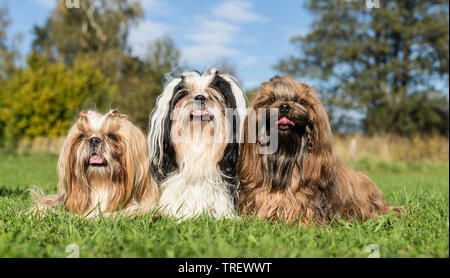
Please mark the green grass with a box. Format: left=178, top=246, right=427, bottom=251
left=0, top=152, right=448, bottom=258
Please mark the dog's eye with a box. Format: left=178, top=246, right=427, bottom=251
left=298, top=99, right=308, bottom=106
left=108, top=134, right=119, bottom=142
left=77, top=134, right=84, bottom=140
left=171, top=90, right=189, bottom=108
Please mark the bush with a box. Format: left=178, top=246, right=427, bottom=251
left=0, top=52, right=116, bottom=147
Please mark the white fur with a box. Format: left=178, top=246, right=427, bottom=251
left=148, top=69, right=247, bottom=220
left=85, top=110, right=108, bottom=131
left=158, top=166, right=236, bottom=219
left=148, top=77, right=182, bottom=168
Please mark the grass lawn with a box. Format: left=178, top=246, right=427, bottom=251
left=0, top=152, right=448, bottom=258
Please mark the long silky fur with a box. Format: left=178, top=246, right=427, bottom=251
left=238, top=76, right=402, bottom=225
left=30, top=110, right=159, bottom=218
left=148, top=69, right=247, bottom=219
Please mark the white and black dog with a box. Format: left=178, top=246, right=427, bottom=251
left=148, top=69, right=247, bottom=219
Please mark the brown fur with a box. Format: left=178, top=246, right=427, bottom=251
left=238, top=76, right=402, bottom=224
left=30, top=110, right=159, bottom=217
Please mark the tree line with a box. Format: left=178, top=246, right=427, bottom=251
left=0, top=0, right=448, bottom=149
left=276, top=0, right=449, bottom=135
left=0, top=0, right=180, bottom=148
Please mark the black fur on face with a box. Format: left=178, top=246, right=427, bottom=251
left=150, top=81, right=185, bottom=183
left=260, top=116, right=307, bottom=192
left=209, top=75, right=240, bottom=195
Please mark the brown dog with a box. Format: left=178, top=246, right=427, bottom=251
left=238, top=76, right=401, bottom=224
left=31, top=110, right=159, bottom=217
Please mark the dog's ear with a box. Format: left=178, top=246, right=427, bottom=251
left=219, top=141, right=239, bottom=204
left=218, top=89, right=241, bottom=203
left=305, top=87, right=333, bottom=153
left=119, top=120, right=159, bottom=208
left=219, top=143, right=238, bottom=179
left=218, top=110, right=240, bottom=204
left=299, top=88, right=335, bottom=189
left=148, top=77, right=185, bottom=183
left=57, top=118, right=91, bottom=212
left=57, top=134, right=72, bottom=199
left=128, top=129, right=160, bottom=210
left=209, top=73, right=242, bottom=183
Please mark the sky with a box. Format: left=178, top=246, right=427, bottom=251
left=1, top=0, right=314, bottom=90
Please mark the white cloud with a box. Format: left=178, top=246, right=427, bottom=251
left=182, top=44, right=241, bottom=67
left=181, top=17, right=242, bottom=66
left=31, top=0, right=57, bottom=9
left=136, top=0, right=161, bottom=10
left=128, top=20, right=169, bottom=58
left=185, top=19, right=239, bottom=45
left=181, top=16, right=261, bottom=68
left=133, top=0, right=166, bottom=14
left=213, top=0, right=268, bottom=23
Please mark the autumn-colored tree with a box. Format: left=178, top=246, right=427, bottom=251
left=113, top=37, right=181, bottom=129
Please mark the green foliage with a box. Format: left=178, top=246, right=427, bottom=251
left=0, top=152, right=448, bottom=257
left=0, top=52, right=116, bottom=147
left=0, top=0, right=183, bottom=144
left=276, top=0, right=449, bottom=136
left=246, top=88, right=258, bottom=101
left=33, top=0, right=142, bottom=66
left=0, top=4, right=17, bottom=79
left=112, top=37, right=181, bottom=130
left=29, top=0, right=181, bottom=132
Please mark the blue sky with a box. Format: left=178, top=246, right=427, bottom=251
left=1, top=0, right=313, bottom=90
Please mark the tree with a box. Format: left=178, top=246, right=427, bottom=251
left=214, top=58, right=238, bottom=77
left=32, top=0, right=143, bottom=78
left=113, top=37, right=181, bottom=130
left=0, top=4, right=19, bottom=144
left=0, top=4, right=17, bottom=79
left=29, top=0, right=183, bottom=131
left=0, top=52, right=116, bottom=147
left=276, top=0, right=449, bottom=136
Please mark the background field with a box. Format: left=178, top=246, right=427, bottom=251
left=0, top=151, right=448, bottom=258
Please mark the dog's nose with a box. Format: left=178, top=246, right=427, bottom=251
left=280, top=103, right=290, bottom=113
left=194, top=95, right=206, bottom=102
left=89, top=137, right=101, bottom=146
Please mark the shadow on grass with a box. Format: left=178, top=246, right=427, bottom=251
left=0, top=187, right=28, bottom=197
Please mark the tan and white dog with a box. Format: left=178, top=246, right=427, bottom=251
left=31, top=110, right=159, bottom=217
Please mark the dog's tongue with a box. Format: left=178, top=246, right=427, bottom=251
left=276, top=117, right=295, bottom=127
left=191, top=109, right=209, bottom=116
left=89, top=155, right=104, bottom=165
